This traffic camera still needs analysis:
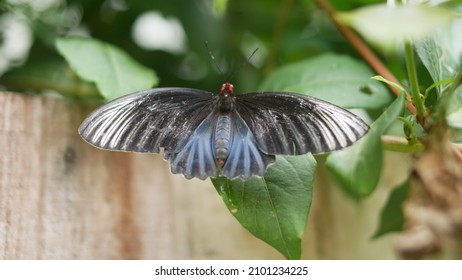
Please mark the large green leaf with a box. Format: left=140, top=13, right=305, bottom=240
left=415, top=12, right=462, bottom=128
left=211, top=154, right=316, bottom=260
left=326, top=94, right=405, bottom=198
left=372, top=178, right=410, bottom=239
left=258, top=54, right=392, bottom=109
left=55, top=37, right=158, bottom=100
left=339, top=4, right=455, bottom=52
left=416, top=10, right=462, bottom=96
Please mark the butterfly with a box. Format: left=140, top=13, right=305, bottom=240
left=78, top=82, right=369, bottom=180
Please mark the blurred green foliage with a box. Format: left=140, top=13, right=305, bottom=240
left=0, top=0, right=356, bottom=97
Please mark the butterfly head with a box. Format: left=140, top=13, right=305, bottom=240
left=220, top=82, right=234, bottom=96
left=218, top=82, right=234, bottom=112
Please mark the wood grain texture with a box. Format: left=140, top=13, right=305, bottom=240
left=0, top=92, right=408, bottom=259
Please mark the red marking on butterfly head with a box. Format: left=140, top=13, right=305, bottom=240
left=216, top=158, right=225, bottom=167
left=218, top=82, right=234, bottom=112
left=220, top=82, right=234, bottom=95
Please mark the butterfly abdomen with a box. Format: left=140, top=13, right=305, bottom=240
left=214, top=114, right=231, bottom=166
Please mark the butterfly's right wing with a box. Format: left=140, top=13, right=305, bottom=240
left=220, top=110, right=275, bottom=180
left=234, top=92, right=369, bottom=155
left=78, top=88, right=218, bottom=153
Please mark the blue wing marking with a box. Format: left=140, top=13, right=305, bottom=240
left=221, top=112, right=275, bottom=180
left=164, top=111, right=218, bottom=180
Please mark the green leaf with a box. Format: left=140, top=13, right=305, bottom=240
left=0, top=60, right=101, bottom=99
left=371, top=75, right=405, bottom=93
left=211, top=154, right=316, bottom=260
left=55, top=37, right=158, bottom=100
left=372, top=178, right=410, bottom=239
left=447, top=87, right=462, bottom=128
left=259, top=54, right=392, bottom=109
left=326, top=94, right=405, bottom=198
left=339, top=4, right=455, bottom=52
left=415, top=10, right=462, bottom=96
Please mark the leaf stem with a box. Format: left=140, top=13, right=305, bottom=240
left=424, top=78, right=454, bottom=100
left=381, top=135, right=423, bottom=153
left=404, top=41, right=426, bottom=124
left=381, top=135, right=462, bottom=154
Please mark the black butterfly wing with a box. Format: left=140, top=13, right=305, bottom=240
left=78, top=88, right=219, bottom=154
left=234, top=92, right=369, bottom=155
left=220, top=110, right=276, bottom=180
left=163, top=110, right=219, bottom=180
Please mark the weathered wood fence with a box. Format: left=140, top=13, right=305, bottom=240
left=1, top=92, right=407, bottom=259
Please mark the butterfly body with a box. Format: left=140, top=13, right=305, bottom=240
left=79, top=82, right=369, bottom=180
left=214, top=114, right=232, bottom=167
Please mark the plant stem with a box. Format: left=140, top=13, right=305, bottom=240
left=381, top=135, right=424, bottom=153
left=404, top=41, right=426, bottom=124
left=265, top=0, right=293, bottom=75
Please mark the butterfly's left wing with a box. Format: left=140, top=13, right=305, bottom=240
left=234, top=92, right=369, bottom=155
left=78, top=88, right=218, bottom=153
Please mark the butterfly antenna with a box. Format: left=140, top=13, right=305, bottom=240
left=205, top=41, right=227, bottom=81
left=227, top=48, right=259, bottom=82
